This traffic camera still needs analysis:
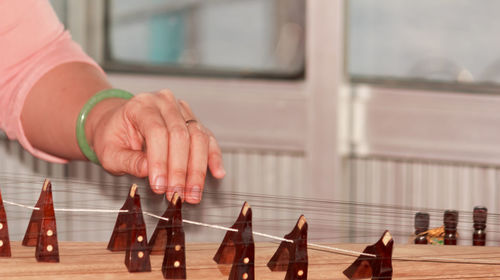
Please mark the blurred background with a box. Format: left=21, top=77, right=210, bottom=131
left=3, top=0, right=500, bottom=246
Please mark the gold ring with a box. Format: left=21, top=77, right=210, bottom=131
left=185, top=119, right=197, bottom=126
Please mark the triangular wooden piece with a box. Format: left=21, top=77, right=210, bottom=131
left=161, top=192, right=187, bottom=279
left=23, top=180, right=60, bottom=262
left=267, top=215, right=307, bottom=280
left=22, top=180, right=48, bottom=247
left=0, top=188, right=11, bottom=257
left=213, top=202, right=255, bottom=280
left=148, top=195, right=174, bottom=255
left=343, top=230, right=393, bottom=280
left=107, top=184, right=137, bottom=251
left=36, top=180, right=59, bottom=262
left=123, top=186, right=151, bottom=273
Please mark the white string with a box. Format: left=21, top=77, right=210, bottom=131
left=393, top=256, right=500, bottom=265
left=253, top=231, right=292, bottom=243
left=3, top=200, right=39, bottom=210
left=308, top=242, right=376, bottom=257
left=144, top=212, right=239, bottom=232
left=54, top=208, right=127, bottom=213
left=143, top=211, right=168, bottom=221
left=181, top=218, right=238, bottom=233
left=146, top=212, right=293, bottom=241
left=4, top=200, right=127, bottom=213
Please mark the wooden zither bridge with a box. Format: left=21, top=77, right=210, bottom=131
left=0, top=179, right=499, bottom=279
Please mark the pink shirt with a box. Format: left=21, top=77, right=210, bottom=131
left=0, top=0, right=101, bottom=163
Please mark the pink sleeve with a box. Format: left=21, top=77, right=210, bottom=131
left=0, top=0, right=104, bottom=163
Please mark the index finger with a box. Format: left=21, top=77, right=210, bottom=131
left=126, top=100, right=169, bottom=195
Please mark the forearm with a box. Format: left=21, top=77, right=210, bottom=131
left=21, top=62, right=113, bottom=160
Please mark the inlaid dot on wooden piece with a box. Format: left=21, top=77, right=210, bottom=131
left=47, top=245, right=53, bottom=252
left=298, top=270, right=304, bottom=276
left=138, top=251, right=144, bottom=258
left=137, top=235, right=143, bottom=242
left=242, top=273, right=248, bottom=279
left=174, top=261, right=180, bottom=268
left=0, top=240, right=3, bottom=247
left=175, top=244, right=181, bottom=251
left=243, top=257, right=249, bottom=264
left=0, top=223, right=3, bottom=230
left=47, top=230, right=53, bottom=237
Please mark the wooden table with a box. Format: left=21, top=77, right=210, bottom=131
left=1, top=242, right=500, bottom=279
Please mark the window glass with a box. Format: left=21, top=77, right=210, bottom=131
left=349, top=0, right=500, bottom=84
left=107, top=0, right=305, bottom=78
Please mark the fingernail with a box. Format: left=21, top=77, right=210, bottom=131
left=168, top=185, right=184, bottom=201
left=153, top=175, right=167, bottom=193
left=217, top=168, right=226, bottom=178
left=173, top=185, right=184, bottom=196
left=189, top=185, right=201, bottom=202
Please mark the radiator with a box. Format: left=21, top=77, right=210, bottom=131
left=0, top=135, right=306, bottom=243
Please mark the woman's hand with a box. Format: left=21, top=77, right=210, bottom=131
left=22, top=63, right=221, bottom=203
left=86, top=89, right=225, bottom=203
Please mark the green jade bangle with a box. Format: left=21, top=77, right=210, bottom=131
left=76, top=89, right=134, bottom=164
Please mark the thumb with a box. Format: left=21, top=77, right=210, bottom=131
left=103, top=149, right=148, bottom=178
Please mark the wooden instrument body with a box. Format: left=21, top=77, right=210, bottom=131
left=1, top=242, right=499, bottom=279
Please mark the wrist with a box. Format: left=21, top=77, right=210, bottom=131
left=76, top=89, right=134, bottom=164
left=85, top=98, right=127, bottom=150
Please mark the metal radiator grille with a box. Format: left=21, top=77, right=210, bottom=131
left=0, top=136, right=305, bottom=242
left=347, top=157, right=500, bottom=245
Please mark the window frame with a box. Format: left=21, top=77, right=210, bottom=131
left=345, top=1, right=500, bottom=167
left=349, top=82, right=500, bottom=166
left=100, top=0, right=305, bottom=80
left=350, top=76, right=500, bottom=95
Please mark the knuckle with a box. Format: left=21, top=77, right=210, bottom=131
left=129, top=156, right=143, bottom=176
left=209, top=150, right=222, bottom=159
left=149, top=122, right=168, bottom=137
left=125, top=94, right=155, bottom=114
left=131, top=92, right=154, bottom=104
left=190, top=130, right=209, bottom=143
left=169, top=125, right=189, bottom=141
left=179, top=99, right=191, bottom=109
left=157, top=89, right=175, bottom=101
left=151, top=161, right=167, bottom=172
left=172, top=168, right=187, bottom=179
left=189, top=169, right=207, bottom=180
left=208, top=134, right=217, bottom=143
